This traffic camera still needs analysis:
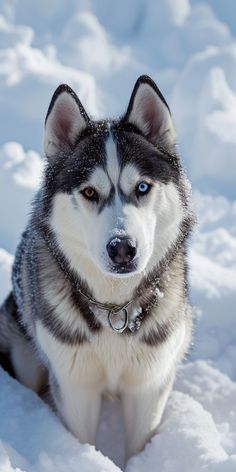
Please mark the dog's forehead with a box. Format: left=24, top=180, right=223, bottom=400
left=105, top=132, right=141, bottom=186
left=87, top=130, right=141, bottom=192
left=105, top=133, right=120, bottom=185
left=55, top=120, right=179, bottom=194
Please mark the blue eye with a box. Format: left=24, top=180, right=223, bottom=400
left=136, top=181, right=152, bottom=197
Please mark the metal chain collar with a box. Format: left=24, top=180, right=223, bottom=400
left=76, top=286, right=133, bottom=333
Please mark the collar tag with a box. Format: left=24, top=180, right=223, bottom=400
left=108, top=307, right=129, bottom=333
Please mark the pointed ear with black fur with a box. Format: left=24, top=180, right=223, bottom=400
left=124, top=75, right=176, bottom=149
left=44, top=84, right=89, bottom=159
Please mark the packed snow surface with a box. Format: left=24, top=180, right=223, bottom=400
left=0, top=0, right=236, bottom=470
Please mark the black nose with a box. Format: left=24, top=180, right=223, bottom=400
left=106, top=237, right=137, bottom=265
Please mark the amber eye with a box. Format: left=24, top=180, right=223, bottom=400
left=81, top=187, right=98, bottom=202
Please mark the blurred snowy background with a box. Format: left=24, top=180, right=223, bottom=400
left=0, top=1, right=236, bottom=471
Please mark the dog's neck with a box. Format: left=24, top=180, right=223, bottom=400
left=44, top=230, right=145, bottom=306
left=69, top=252, right=144, bottom=305
left=41, top=227, right=165, bottom=333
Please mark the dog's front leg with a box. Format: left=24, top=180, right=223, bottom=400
left=122, top=378, right=173, bottom=460
left=52, top=375, right=102, bottom=445
left=36, top=323, right=103, bottom=445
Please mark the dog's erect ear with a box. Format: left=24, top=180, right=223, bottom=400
left=124, top=75, right=176, bottom=148
left=44, top=84, right=89, bottom=159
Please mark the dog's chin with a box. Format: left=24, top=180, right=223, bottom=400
left=109, top=263, right=138, bottom=277
left=99, top=259, right=144, bottom=278
left=90, top=251, right=152, bottom=278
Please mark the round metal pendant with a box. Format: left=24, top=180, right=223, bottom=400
left=108, top=307, right=129, bottom=333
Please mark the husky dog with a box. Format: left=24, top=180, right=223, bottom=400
left=0, top=75, right=194, bottom=459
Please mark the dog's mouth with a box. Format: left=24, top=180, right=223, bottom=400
left=107, top=260, right=139, bottom=275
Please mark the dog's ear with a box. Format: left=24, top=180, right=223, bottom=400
left=123, top=75, right=176, bottom=149
left=44, top=84, right=89, bottom=159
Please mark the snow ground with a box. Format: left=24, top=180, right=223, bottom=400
left=0, top=0, right=236, bottom=470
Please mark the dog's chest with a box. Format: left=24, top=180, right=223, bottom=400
left=37, top=266, right=187, bottom=393
left=36, top=319, right=162, bottom=393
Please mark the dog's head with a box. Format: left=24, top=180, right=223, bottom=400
left=43, top=76, right=192, bottom=277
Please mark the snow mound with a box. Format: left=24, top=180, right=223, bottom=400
left=0, top=10, right=99, bottom=149
left=0, top=362, right=235, bottom=471
left=190, top=192, right=236, bottom=380
left=0, top=142, right=42, bottom=252
left=128, top=361, right=236, bottom=472
left=0, top=368, right=119, bottom=472
left=0, top=248, right=13, bottom=301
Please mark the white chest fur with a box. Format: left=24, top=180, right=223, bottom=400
left=36, top=315, right=186, bottom=394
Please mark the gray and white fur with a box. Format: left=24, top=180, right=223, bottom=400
left=0, top=75, right=195, bottom=460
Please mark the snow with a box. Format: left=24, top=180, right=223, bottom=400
left=128, top=364, right=236, bottom=471
left=0, top=362, right=235, bottom=471
left=0, top=249, right=13, bottom=302
left=0, top=0, right=236, bottom=470
left=0, top=368, right=120, bottom=472
left=0, top=143, right=43, bottom=252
